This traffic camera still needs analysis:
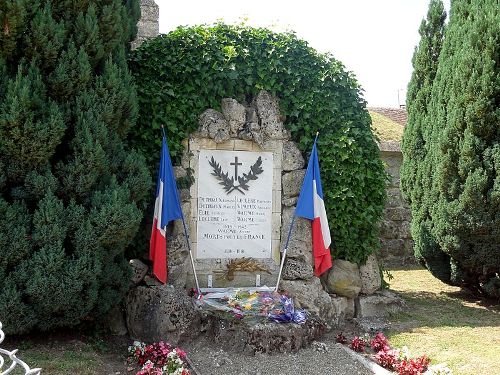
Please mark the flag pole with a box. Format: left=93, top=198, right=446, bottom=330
left=161, top=125, right=201, bottom=295
left=275, top=132, right=319, bottom=292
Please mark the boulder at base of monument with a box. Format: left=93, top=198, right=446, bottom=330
left=280, top=278, right=336, bottom=324
left=125, top=285, right=201, bottom=345
left=324, top=259, right=362, bottom=298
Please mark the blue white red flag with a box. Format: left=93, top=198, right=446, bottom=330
left=149, top=135, right=183, bottom=283
left=295, top=139, right=332, bottom=277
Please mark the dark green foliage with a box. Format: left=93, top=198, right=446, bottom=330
left=130, top=24, right=387, bottom=264
left=402, top=0, right=500, bottom=297
left=0, top=0, right=150, bottom=334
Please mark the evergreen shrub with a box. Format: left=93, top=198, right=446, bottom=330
left=0, top=0, right=150, bottom=333
left=129, top=24, right=387, bottom=264
left=402, top=0, right=499, bottom=297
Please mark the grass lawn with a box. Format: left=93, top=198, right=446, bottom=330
left=386, top=264, right=500, bottom=375
left=5, top=332, right=128, bottom=375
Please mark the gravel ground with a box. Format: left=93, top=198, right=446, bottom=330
left=182, top=336, right=373, bottom=375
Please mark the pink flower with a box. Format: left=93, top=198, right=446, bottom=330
left=175, top=348, right=187, bottom=360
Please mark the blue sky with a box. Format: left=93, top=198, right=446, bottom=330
left=156, top=0, right=450, bottom=108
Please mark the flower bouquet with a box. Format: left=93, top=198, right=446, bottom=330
left=128, top=341, right=190, bottom=375
left=195, top=289, right=307, bottom=324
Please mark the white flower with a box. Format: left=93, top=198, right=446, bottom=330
left=399, top=346, right=411, bottom=360
left=171, top=367, right=185, bottom=375
left=175, top=357, right=183, bottom=365
left=425, top=363, right=453, bottom=375
left=167, top=351, right=177, bottom=359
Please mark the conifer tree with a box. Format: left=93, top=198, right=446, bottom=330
left=0, top=0, right=150, bottom=333
left=404, top=0, right=500, bottom=297
left=401, top=0, right=448, bottom=280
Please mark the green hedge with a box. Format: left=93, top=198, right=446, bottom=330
left=129, top=24, right=386, bottom=264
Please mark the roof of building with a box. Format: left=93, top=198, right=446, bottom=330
left=368, top=107, right=407, bottom=127
left=369, top=109, right=404, bottom=142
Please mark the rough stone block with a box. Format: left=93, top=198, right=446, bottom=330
left=401, top=208, right=412, bottom=221
left=282, top=141, right=305, bottom=171
left=282, top=196, right=298, bottom=207
left=125, top=285, right=201, bottom=345
left=346, top=298, right=355, bottom=319
left=130, top=259, right=148, bottom=284
left=208, top=317, right=326, bottom=354
left=221, top=98, right=246, bottom=136
left=330, top=296, right=348, bottom=326
left=282, top=257, right=314, bottom=280
left=359, top=254, right=381, bottom=294
left=167, top=257, right=189, bottom=289
left=398, top=221, right=412, bottom=239
left=380, top=220, right=399, bottom=240
left=403, top=239, right=414, bottom=255
left=254, top=90, right=285, bottom=139
left=166, top=232, right=189, bottom=266
left=198, top=109, right=230, bottom=143
left=282, top=169, right=306, bottom=197
left=385, top=207, right=405, bottom=221
left=281, top=207, right=312, bottom=262
left=324, top=259, right=362, bottom=298
left=280, top=278, right=335, bottom=322
left=136, top=20, right=159, bottom=38
left=355, top=289, right=405, bottom=318
left=382, top=239, right=405, bottom=255
left=140, top=4, right=159, bottom=21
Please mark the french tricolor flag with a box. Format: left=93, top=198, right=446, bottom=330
left=150, top=134, right=182, bottom=284
left=295, top=139, right=332, bottom=277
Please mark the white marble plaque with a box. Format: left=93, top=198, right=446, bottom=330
left=196, top=149, right=273, bottom=259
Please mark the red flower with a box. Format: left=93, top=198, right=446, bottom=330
left=349, top=336, right=367, bottom=352
left=375, top=348, right=399, bottom=370
left=336, top=332, right=347, bottom=344
left=370, top=332, right=390, bottom=352
left=397, top=355, right=430, bottom=375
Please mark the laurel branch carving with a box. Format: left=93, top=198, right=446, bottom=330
left=209, top=156, right=264, bottom=195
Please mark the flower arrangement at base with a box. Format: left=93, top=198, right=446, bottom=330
left=336, top=331, right=453, bottom=375
left=128, top=341, right=190, bottom=375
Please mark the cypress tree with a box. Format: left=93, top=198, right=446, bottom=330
left=0, top=0, right=150, bottom=333
left=406, top=0, right=500, bottom=297
left=401, top=0, right=448, bottom=280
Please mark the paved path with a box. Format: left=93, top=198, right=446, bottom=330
left=183, top=340, right=375, bottom=375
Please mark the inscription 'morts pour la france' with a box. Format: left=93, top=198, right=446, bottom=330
left=197, top=150, right=273, bottom=259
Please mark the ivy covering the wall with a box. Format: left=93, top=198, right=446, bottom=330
left=129, top=24, right=386, bottom=264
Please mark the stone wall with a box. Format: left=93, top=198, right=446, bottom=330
left=378, top=141, right=413, bottom=263
left=131, top=0, right=159, bottom=50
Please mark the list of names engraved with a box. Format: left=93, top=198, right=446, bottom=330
left=196, top=149, right=273, bottom=259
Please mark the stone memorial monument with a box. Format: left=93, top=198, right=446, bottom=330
left=125, top=90, right=401, bottom=349
left=183, top=92, right=289, bottom=289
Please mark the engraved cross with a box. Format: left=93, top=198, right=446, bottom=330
left=230, top=156, right=242, bottom=180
